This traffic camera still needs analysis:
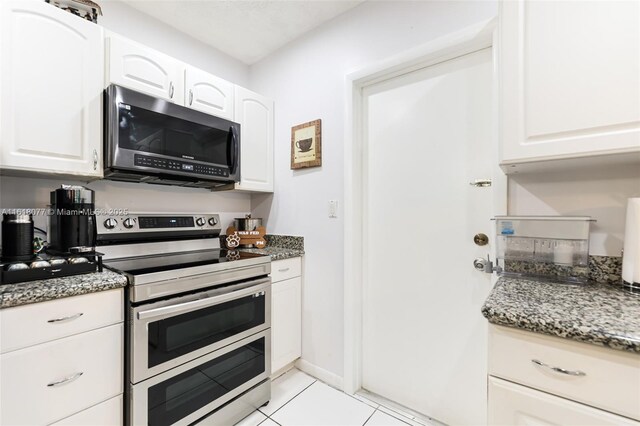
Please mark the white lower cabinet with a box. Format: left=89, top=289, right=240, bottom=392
left=271, top=258, right=302, bottom=373
left=0, top=290, right=124, bottom=426
left=488, top=377, right=639, bottom=426
left=52, top=394, right=123, bottom=426
left=1, top=323, right=123, bottom=425
left=488, top=325, right=640, bottom=425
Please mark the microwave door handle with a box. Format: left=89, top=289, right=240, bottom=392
left=229, top=126, right=238, bottom=174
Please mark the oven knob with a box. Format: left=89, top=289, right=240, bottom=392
left=104, top=218, right=117, bottom=229
left=123, top=218, right=136, bottom=229
left=196, top=217, right=206, bottom=227
left=208, top=217, right=218, bottom=226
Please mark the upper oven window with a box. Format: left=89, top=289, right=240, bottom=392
left=147, top=292, right=266, bottom=369
left=117, top=103, right=230, bottom=165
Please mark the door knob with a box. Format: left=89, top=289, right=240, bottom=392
left=473, top=258, right=487, bottom=271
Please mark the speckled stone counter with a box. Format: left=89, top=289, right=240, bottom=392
left=0, top=270, right=128, bottom=309
left=482, top=277, right=640, bottom=354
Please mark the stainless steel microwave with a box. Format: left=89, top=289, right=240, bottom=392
left=104, top=85, right=240, bottom=190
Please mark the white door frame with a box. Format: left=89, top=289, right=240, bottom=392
left=343, top=18, right=507, bottom=395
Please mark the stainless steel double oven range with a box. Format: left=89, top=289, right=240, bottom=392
left=97, top=213, right=272, bottom=426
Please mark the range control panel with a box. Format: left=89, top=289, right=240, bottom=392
left=96, top=213, right=221, bottom=235
left=134, top=154, right=229, bottom=178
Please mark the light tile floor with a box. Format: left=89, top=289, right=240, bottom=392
left=236, top=369, right=437, bottom=426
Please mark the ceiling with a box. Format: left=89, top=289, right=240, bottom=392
left=121, top=0, right=365, bottom=65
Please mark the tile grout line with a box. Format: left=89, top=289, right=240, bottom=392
left=264, top=378, right=318, bottom=420
left=361, top=408, right=378, bottom=426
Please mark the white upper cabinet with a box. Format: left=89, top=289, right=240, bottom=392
left=500, top=0, right=640, bottom=169
left=107, top=34, right=185, bottom=104
left=0, top=0, right=103, bottom=178
left=185, top=66, right=235, bottom=120
left=234, top=87, right=274, bottom=192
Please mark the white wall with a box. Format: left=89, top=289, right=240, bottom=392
left=100, top=0, right=249, bottom=86
left=249, top=0, right=499, bottom=380
left=508, top=164, right=640, bottom=257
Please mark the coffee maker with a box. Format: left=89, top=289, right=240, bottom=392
left=48, top=185, right=96, bottom=254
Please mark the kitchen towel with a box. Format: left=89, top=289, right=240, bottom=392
left=622, top=198, right=640, bottom=286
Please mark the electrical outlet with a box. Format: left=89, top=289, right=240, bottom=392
left=328, top=200, right=338, bottom=218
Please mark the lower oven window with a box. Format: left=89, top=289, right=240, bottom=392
left=147, top=337, right=265, bottom=426
left=148, top=292, right=265, bottom=368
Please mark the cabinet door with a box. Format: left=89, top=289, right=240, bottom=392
left=0, top=0, right=103, bottom=177
left=52, top=395, right=123, bottom=426
left=271, top=276, right=302, bottom=373
left=500, top=0, right=640, bottom=165
left=0, top=324, right=123, bottom=426
left=234, top=86, right=274, bottom=192
left=107, top=34, right=184, bottom=104
left=488, top=377, right=639, bottom=426
left=185, top=66, right=234, bottom=120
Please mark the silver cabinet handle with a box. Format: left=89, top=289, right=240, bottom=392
left=531, top=359, right=586, bottom=377
left=47, top=372, right=83, bottom=387
left=93, top=149, right=98, bottom=171
left=47, top=313, right=83, bottom=323
left=169, top=82, right=174, bottom=99
left=278, top=267, right=290, bottom=272
left=189, top=89, right=193, bottom=105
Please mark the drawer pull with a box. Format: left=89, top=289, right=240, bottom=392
left=47, top=313, right=83, bottom=323
left=531, top=359, right=586, bottom=377
left=278, top=267, right=290, bottom=272
left=47, top=372, right=83, bottom=387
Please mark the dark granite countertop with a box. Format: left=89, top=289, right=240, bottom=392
left=0, top=270, right=128, bottom=309
left=482, top=277, right=640, bottom=354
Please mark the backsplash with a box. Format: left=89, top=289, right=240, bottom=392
left=589, top=256, right=623, bottom=285
left=220, top=234, right=304, bottom=251
left=264, top=235, right=304, bottom=251
left=503, top=255, right=622, bottom=285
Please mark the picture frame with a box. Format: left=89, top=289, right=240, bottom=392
left=291, top=119, right=322, bottom=169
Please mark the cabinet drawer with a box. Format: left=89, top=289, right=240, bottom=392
left=0, top=289, right=123, bottom=353
left=489, top=325, right=640, bottom=421
left=271, top=257, right=301, bottom=283
left=488, top=377, right=639, bottom=425
left=52, top=395, right=123, bottom=426
left=0, top=323, right=123, bottom=425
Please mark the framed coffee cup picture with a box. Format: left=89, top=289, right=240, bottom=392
left=291, top=119, right=322, bottom=169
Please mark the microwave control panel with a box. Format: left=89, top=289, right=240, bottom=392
left=134, top=154, right=229, bottom=178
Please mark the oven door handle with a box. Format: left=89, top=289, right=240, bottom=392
left=137, top=281, right=269, bottom=321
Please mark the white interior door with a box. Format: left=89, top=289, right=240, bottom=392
left=362, top=48, right=496, bottom=425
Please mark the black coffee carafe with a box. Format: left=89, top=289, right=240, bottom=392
left=48, top=185, right=96, bottom=254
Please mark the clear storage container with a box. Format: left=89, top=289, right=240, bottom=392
left=493, top=216, right=593, bottom=283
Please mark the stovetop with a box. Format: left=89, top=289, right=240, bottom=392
left=104, top=249, right=266, bottom=276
